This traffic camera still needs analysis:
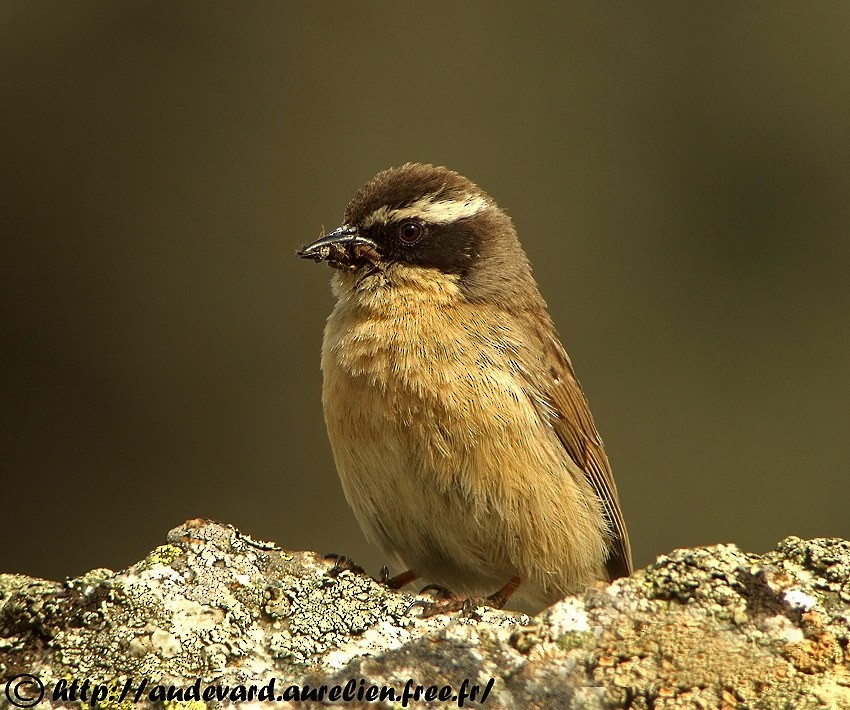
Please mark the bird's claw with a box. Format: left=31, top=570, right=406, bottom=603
left=404, top=594, right=485, bottom=619
left=418, top=583, right=456, bottom=600
left=401, top=583, right=485, bottom=618
left=324, top=553, right=365, bottom=577
left=380, top=568, right=418, bottom=590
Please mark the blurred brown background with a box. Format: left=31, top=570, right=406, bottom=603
left=2, top=2, right=848, bottom=583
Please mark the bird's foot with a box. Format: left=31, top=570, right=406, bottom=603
left=325, top=556, right=420, bottom=592
left=379, top=566, right=418, bottom=590
left=323, top=553, right=366, bottom=578
left=405, top=577, right=521, bottom=618
left=405, top=590, right=483, bottom=619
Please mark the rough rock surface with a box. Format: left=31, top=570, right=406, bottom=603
left=1, top=519, right=849, bottom=709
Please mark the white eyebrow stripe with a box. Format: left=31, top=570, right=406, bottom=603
left=361, top=192, right=489, bottom=228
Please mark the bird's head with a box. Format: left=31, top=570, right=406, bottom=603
left=299, top=163, right=538, bottom=306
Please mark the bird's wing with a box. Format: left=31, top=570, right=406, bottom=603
left=520, top=323, right=633, bottom=580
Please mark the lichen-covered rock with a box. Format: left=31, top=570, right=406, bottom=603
left=1, top=520, right=848, bottom=709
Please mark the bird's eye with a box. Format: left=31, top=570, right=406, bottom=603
left=398, top=221, right=423, bottom=245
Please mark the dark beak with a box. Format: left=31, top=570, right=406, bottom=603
left=298, top=225, right=380, bottom=263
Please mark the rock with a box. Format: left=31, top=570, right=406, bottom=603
left=1, top=519, right=848, bottom=708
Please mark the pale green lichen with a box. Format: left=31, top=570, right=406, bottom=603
left=556, top=629, right=594, bottom=652
left=138, top=544, right=184, bottom=570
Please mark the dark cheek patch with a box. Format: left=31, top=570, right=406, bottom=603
left=398, top=221, right=479, bottom=275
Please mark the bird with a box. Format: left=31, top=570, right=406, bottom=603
left=298, top=163, right=631, bottom=611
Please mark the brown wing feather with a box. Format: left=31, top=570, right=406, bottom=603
left=521, top=323, right=633, bottom=580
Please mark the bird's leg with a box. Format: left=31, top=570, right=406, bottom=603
left=485, top=575, right=522, bottom=609
left=379, top=566, right=419, bottom=590
left=406, top=576, right=522, bottom=617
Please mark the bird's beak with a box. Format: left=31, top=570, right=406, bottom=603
left=298, top=225, right=381, bottom=268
